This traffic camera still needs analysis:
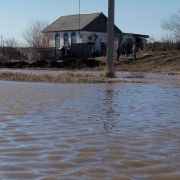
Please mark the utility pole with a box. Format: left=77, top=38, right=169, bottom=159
left=106, top=0, right=115, bottom=71
left=1, top=35, right=2, bottom=47
left=79, top=0, right=81, bottom=43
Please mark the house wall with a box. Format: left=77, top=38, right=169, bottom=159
left=48, top=34, right=54, bottom=47
left=49, top=31, right=117, bottom=49
left=80, top=31, right=107, bottom=43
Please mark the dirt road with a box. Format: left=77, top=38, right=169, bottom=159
left=96, top=50, right=180, bottom=74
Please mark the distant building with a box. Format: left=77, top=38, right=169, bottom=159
left=121, top=33, right=149, bottom=54
left=42, top=12, right=149, bottom=56
left=42, top=12, right=121, bottom=51
left=122, top=33, right=149, bottom=46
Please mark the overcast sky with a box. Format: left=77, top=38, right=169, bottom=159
left=0, top=0, right=179, bottom=44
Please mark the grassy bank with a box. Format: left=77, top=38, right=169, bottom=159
left=0, top=71, right=124, bottom=83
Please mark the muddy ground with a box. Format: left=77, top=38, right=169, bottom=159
left=0, top=50, right=180, bottom=74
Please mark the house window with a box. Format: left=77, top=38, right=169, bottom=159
left=71, top=32, right=76, bottom=44
left=55, top=33, right=60, bottom=47
left=64, top=33, right=68, bottom=46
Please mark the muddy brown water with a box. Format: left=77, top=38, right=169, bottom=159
left=0, top=79, right=180, bottom=179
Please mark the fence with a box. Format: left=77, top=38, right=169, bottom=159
left=20, top=45, right=93, bottom=60
left=3, top=41, right=179, bottom=61
left=19, top=47, right=58, bottom=60
left=0, top=47, right=20, bottom=61
left=71, top=43, right=93, bottom=58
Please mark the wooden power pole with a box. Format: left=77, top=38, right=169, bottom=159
left=106, top=0, right=115, bottom=71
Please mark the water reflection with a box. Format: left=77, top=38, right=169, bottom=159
left=101, top=85, right=119, bottom=132
left=0, top=81, right=180, bottom=179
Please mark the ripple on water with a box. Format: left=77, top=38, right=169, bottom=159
left=0, top=81, right=179, bottom=179
left=6, top=172, right=39, bottom=179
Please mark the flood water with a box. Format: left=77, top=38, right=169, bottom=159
left=0, top=80, right=180, bottom=179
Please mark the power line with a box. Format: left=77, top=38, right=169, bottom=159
left=0, top=23, right=26, bottom=30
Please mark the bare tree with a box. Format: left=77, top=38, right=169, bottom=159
left=4, top=37, right=19, bottom=47
left=161, top=8, right=180, bottom=41
left=22, top=19, right=51, bottom=48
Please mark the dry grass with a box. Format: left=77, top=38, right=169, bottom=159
left=0, top=71, right=121, bottom=83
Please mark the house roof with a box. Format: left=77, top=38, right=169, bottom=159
left=42, top=12, right=121, bottom=33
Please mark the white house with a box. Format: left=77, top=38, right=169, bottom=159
left=42, top=12, right=122, bottom=52
left=42, top=12, right=149, bottom=55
